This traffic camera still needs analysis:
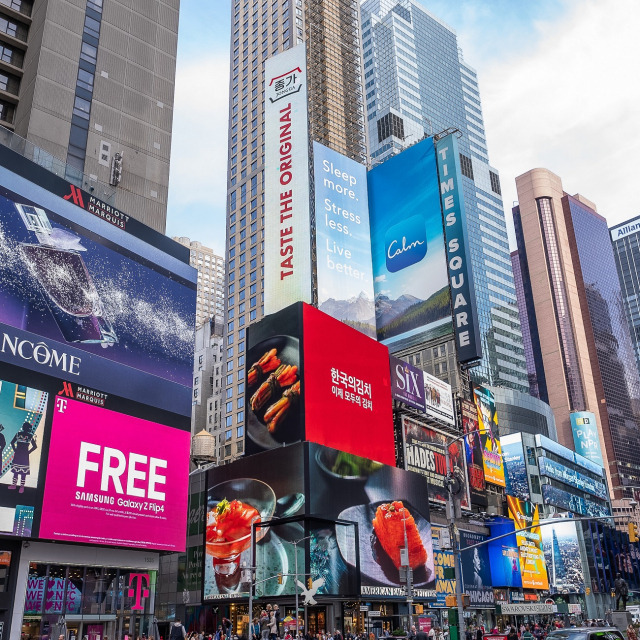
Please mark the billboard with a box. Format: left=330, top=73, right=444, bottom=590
left=487, top=517, right=522, bottom=588
left=536, top=433, right=604, bottom=476
left=39, top=396, right=190, bottom=551
left=368, top=138, right=451, bottom=352
left=501, top=433, right=530, bottom=501
left=245, top=302, right=395, bottom=465
left=541, top=519, right=585, bottom=594
left=313, top=142, right=376, bottom=338
left=0, top=377, right=48, bottom=537
left=541, top=484, right=610, bottom=518
left=401, top=415, right=470, bottom=509
left=432, top=528, right=455, bottom=607
left=507, top=496, right=549, bottom=590
left=538, top=456, right=608, bottom=500
left=461, top=399, right=486, bottom=505
left=570, top=411, right=605, bottom=468
left=264, top=44, right=313, bottom=314
left=459, top=530, right=494, bottom=607
left=423, top=370, right=455, bottom=426
left=390, top=355, right=426, bottom=411
left=434, top=134, right=481, bottom=364
left=0, top=179, right=196, bottom=417
left=473, top=386, right=506, bottom=487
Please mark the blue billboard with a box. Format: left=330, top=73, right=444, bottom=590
left=538, top=457, right=608, bottom=500
left=435, top=135, right=481, bottom=364
left=536, top=434, right=604, bottom=476
left=460, top=530, right=494, bottom=607
left=368, top=138, right=451, bottom=351
left=487, top=517, right=522, bottom=588
left=313, top=142, right=376, bottom=338
left=541, top=520, right=585, bottom=594
left=501, top=433, right=530, bottom=501
left=542, top=484, right=611, bottom=518
left=570, top=411, right=605, bottom=468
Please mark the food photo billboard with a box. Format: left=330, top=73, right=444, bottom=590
left=473, top=385, right=506, bottom=487
left=39, top=397, right=190, bottom=551
left=368, top=138, right=451, bottom=353
left=313, top=142, right=375, bottom=338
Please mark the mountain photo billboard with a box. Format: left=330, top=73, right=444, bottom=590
left=368, top=138, right=451, bottom=353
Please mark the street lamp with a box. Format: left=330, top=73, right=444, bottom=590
left=291, top=534, right=314, bottom=639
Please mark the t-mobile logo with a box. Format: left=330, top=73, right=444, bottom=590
left=55, top=397, right=68, bottom=413
left=127, top=573, right=150, bottom=611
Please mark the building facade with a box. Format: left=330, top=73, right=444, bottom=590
left=489, top=386, right=557, bottom=441
left=360, top=0, right=528, bottom=393
left=513, top=168, right=640, bottom=499
left=0, top=0, right=178, bottom=231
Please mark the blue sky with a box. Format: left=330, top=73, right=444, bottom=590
left=166, top=0, right=640, bottom=256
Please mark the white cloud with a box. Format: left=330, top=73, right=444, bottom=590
left=374, top=274, right=387, bottom=283
left=479, top=0, right=640, bottom=244
left=166, top=53, right=230, bottom=255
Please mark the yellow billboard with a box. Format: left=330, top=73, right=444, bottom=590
left=473, top=386, right=506, bottom=487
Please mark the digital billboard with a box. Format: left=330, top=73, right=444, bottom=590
left=538, top=456, right=608, bottom=500
left=507, top=496, right=549, bottom=590
left=313, top=142, right=375, bottom=338
left=487, top=517, right=522, bottom=588
left=245, top=302, right=395, bottom=465
left=432, top=528, right=455, bottom=607
left=473, top=386, right=506, bottom=487
left=39, top=396, right=190, bottom=551
left=570, top=411, right=605, bottom=468
left=0, top=377, right=48, bottom=537
left=434, top=134, right=481, bottom=364
left=460, top=530, right=494, bottom=607
left=541, top=484, right=610, bottom=518
left=264, top=44, right=313, bottom=314
left=423, top=370, right=454, bottom=426
left=501, top=433, right=530, bottom=501
left=461, top=399, right=486, bottom=505
left=368, top=138, right=451, bottom=352
left=0, top=176, right=196, bottom=417
left=536, top=433, right=604, bottom=476
left=401, top=415, right=470, bottom=509
left=541, top=519, right=585, bottom=594
left=390, top=355, right=426, bottom=411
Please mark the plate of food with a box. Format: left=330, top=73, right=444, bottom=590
left=246, top=335, right=301, bottom=449
left=335, top=500, right=434, bottom=587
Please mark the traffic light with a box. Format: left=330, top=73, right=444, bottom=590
left=307, top=577, right=313, bottom=589
left=277, top=573, right=283, bottom=584
left=413, top=605, right=424, bottom=615
left=629, top=522, right=639, bottom=543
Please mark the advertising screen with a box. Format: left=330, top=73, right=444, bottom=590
left=423, top=370, right=454, bottom=426
left=459, top=530, right=494, bottom=607
left=40, top=397, right=190, bottom=551
left=264, top=44, right=312, bottom=314
left=487, top=517, right=522, bottom=588
left=570, top=411, right=605, bottom=468
left=313, top=142, right=375, bottom=338
left=541, top=484, right=610, bottom=518
left=0, top=377, right=48, bottom=537
left=401, top=416, right=470, bottom=509
left=536, top=433, right=603, bottom=476
left=432, top=529, right=455, bottom=607
left=0, top=177, right=196, bottom=417
left=541, top=520, right=584, bottom=594
left=507, top=496, right=549, bottom=590
left=501, top=433, right=530, bottom=501
left=538, top=456, right=608, bottom=500
left=390, top=355, right=426, bottom=411
left=368, top=138, right=451, bottom=352
left=473, top=386, right=506, bottom=487
left=461, top=399, right=486, bottom=506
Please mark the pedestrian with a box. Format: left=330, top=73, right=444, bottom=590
left=416, top=628, right=428, bottom=640
left=170, top=621, right=187, bottom=640
left=627, top=625, right=637, bottom=640
left=269, top=610, right=278, bottom=640
left=521, top=627, right=534, bottom=640
left=507, top=627, right=518, bottom=640
left=476, top=627, right=483, bottom=640
left=615, top=573, right=629, bottom=611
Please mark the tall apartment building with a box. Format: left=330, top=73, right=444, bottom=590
left=360, top=0, right=528, bottom=393
left=513, top=168, right=640, bottom=498
left=610, top=215, right=640, bottom=377
left=174, top=237, right=226, bottom=326
left=0, top=0, right=178, bottom=231
left=222, top=0, right=366, bottom=462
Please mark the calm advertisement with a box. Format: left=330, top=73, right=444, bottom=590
left=0, top=377, right=48, bottom=537
left=368, top=138, right=451, bottom=352
left=0, top=183, right=196, bottom=417
left=390, top=355, right=426, bottom=411
left=541, top=520, right=585, bottom=594
left=461, top=399, right=486, bottom=505
left=309, top=442, right=436, bottom=598
left=570, top=411, right=604, bottom=468
left=401, top=416, right=470, bottom=509
left=507, top=496, right=549, bottom=590
left=460, top=530, right=494, bottom=607
left=501, top=433, right=530, bottom=501
left=313, top=142, right=375, bottom=338
left=473, top=386, right=506, bottom=487
left=40, top=397, right=190, bottom=551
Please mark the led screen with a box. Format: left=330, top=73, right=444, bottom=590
left=501, top=433, right=530, bottom=501
left=461, top=399, right=486, bottom=505
left=541, top=519, right=584, bottom=594
left=460, top=530, right=494, bottom=607
left=474, top=385, right=506, bottom=487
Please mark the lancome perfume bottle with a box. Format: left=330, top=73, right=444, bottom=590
left=16, top=204, right=117, bottom=346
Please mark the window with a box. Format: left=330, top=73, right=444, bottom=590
left=489, top=170, right=502, bottom=195
left=80, top=42, right=98, bottom=65
left=459, top=154, right=474, bottom=180
left=73, top=96, right=91, bottom=120
left=225, top=429, right=232, bottom=441
left=84, top=15, right=100, bottom=39
left=77, top=68, right=94, bottom=92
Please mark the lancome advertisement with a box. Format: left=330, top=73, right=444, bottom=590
left=0, top=177, right=196, bottom=417
left=473, top=386, right=506, bottom=487
left=313, top=142, right=376, bottom=338
left=368, top=138, right=451, bottom=352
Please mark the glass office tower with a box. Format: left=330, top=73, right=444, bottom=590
left=361, top=0, right=528, bottom=392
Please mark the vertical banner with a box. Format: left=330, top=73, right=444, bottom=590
left=570, top=411, right=605, bottom=468
left=541, top=519, right=585, bottom=594
left=473, top=386, right=506, bottom=487
left=313, top=142, right=376, bottom=338
left=459, top=530, right=494, bottom=607
left=435, top=134, right=481, bottom=363
left=501, top=433, right=531, bottom=501
left=264, top=44, right=312, bottom=313
left=461, top=399, right=487, bottom=506
left=507, top=496, right=549, bottom=590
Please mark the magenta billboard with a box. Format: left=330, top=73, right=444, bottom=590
left=39, top=396, right=190, bottom=551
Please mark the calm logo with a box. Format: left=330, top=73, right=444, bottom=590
left=385, top=215, right=427, bottom=273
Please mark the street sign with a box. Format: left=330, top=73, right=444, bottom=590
left=368, top=611, right=381, bottom=617
left=360, top=606, right=370, bottom=612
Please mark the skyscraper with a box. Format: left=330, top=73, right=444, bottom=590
left=360, top=0, right=528, bottom=393
left=0, top=0, right=178, bottom=231
left=513, top=167, right=640, bottom=497
left=222, top=0, right=366, bottom=462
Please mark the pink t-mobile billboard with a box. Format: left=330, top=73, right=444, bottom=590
left=40, top=397, right=190, bottom=551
